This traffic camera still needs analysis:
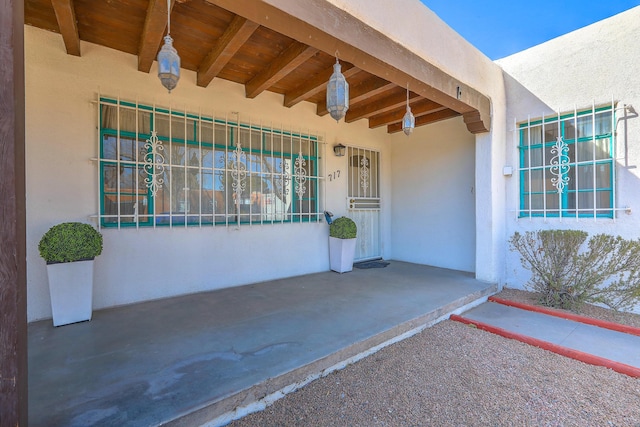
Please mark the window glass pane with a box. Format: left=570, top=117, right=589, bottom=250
left=576, top=111, right=612, bottom=138
left=565, top=192, right=578, bottom=215
left=596, top=191, right=612, bottom=210
left=170, top=166, right=189, bottom=213
left=103, top=164, right=118, bottom=193
left=187, top=147, right=201, bottom=167
left=562, top=119, right=576, bottom=140
left=595, top=162, right=612, bottom=189
left=575, top=138, right=611, bottom=162
left=523, top=147, right=541, bottom=168
left=578, top=191, right=594, bottom=211
left=265, top=133, right=284, bottom=154
left=101, top=105, right=151, bottom=134
left=528, top=194, right=544, bottom=211
left=214, top=123, right=228, bottom=146
left=213, top=170, right=227, bottom=217
left=595, top=137, right=611, bottom=160
left=594, top=111, right=612, bottom=135
left=545, top=193, right=560, bottom=212
left=200, top=121, right=214, bottom=144
left=170, top=142, right=186, bottom=165
left=576, top=115, right=593, bottom=138
left=102, top=164, right=148, bottom=224
left=154, top=113, right=170, bottom=138
left=294, top=137, right=314, bottom=157
left=238, top=128, right=261, bottom=150
left=574, top=164, right=594, bottom=190
left=103, top=135, right=117, bottom=160
left=575, top=140, right=592, bottom=162
left=101, top=105, right=118, bottom=130
left=521, top=126, right=542, bottom=146
left=523, top=169, right=544, bottom=193
left=120, top=137, right=145, bottom=162
left=544, top=123, right=559, bottom=143
left=119, top=107, right=136, bottom=134
left=154, top=114, right=192, bottom=140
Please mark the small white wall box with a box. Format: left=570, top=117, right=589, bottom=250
left=503, top=166, right=513, bottom=176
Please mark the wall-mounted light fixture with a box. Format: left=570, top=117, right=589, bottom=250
left=333, top=143, right=346, bottom=157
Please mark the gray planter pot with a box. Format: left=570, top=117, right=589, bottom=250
left=329, top=236, right=357, bottom=273
left=46, top=259, right=94, bottom=326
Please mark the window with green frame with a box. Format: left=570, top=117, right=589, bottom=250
left=518, top=104, right=615, bottom=218
left=99, top=98, right=322, bottom=227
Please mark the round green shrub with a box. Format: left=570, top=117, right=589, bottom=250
left=329, top=216, right=357, bottom=239
left=38, top=222, right=103, bottom=264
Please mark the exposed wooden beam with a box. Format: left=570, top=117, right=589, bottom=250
left=245, top=41, right=318, bottom=99
left=368, top=98, right=444, bottom=128
left=346, top=90, right=420, bottom=123
left=0, top=0, right=27, bottom=425
left=51, top=0, right=80, bottom=56
left=463, top=111, right=488, bottom=134
left=284, top=63, right=357, bottom=108
left=387, top=108, right=460, bottom=133
left=197, top=16, right=259, bottom=88
left=138, top=0, right=175, bottom=73
left=207, top=0, right=491, bottom=133
left=317, top=76, right=396, bottom=116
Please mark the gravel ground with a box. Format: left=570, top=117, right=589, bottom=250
left=230, top=288, right=640, bottom=427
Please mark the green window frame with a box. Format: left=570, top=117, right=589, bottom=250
left=99, top=97, right=322, bottom=228
left=518, top=104, right=615, bottom=218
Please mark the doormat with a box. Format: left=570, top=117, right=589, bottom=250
left=354, top=260, right=390, bottom=269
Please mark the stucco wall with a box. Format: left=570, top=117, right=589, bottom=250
left=323, top=0, right=510, bottom=282
left=389, top=117, right=476, bottom=272
left=25, top=0, right=516, bottom=321
left=497, top=6, right=640, bottom=305
left=25, top=26, right=396, bottom=322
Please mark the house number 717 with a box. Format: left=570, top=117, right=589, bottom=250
left=328, top=170, right=341, bottom=181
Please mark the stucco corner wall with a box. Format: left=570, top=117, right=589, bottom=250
left=497, top=6, right=640, bottom=310
left=389, top=117, right=476, bottom=272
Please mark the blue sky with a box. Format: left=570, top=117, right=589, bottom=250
left=421, top=1, right=640, bottom=60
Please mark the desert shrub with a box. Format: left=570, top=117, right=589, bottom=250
left=510, top=230, right=640, bottom=311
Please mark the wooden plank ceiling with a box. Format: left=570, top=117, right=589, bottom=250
left=25, top=0, right=476, bottom=134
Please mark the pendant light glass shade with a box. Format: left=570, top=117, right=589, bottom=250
left=157, top=0, right=180, bottom=93
left=158, top=35, right=181, bottom=93
left=402, top=84, right=415, bottom=135
left=402, top=106, right=415, bottom=135
left=326, top=58, right=349, bottom=122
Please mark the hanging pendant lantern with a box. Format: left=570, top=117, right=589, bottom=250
left=402, top=84, right=415, bottom=136
left=326, top=55, right=349, bottom=122
left=157, top=0, right=180, bottom=93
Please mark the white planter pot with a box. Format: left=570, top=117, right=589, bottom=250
left=329, top=237, right=357, bottom=273
left=46, top=260, right=94, bottom=327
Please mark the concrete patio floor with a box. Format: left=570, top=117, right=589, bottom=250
left=28, top=261, right=497, bottom=427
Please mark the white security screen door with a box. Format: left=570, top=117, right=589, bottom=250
left=347, top=146, right=381, bottom=261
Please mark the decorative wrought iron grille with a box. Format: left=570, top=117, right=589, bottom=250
left=97, top=97, right=323, bottom=228
left=518, top=101, right=616, bottom=219
left=347, top=146, right=381, bottom=261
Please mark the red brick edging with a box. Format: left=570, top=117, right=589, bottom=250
left=449, top=314, right=640, bottom=378
left=488, top=296, right=640, bottom=337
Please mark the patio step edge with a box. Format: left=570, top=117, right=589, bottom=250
left=164, top=282, right=498, bottom=427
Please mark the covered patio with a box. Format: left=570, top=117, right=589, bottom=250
left=1, top=0, right=505, bottom=424
left=29, top=262, right=496, bottom=426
